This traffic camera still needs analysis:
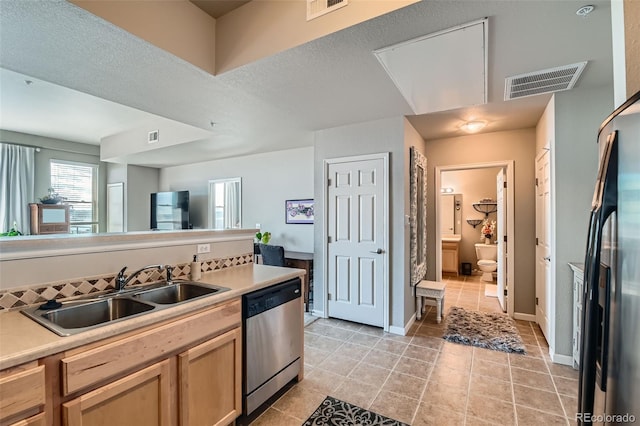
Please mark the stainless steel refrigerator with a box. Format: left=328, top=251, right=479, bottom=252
left=578, top=90, right=640, bottom=425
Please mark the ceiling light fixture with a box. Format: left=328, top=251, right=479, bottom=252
left=576, top=5, right=595, bottom=17
left=460, top=120, right=487, bottom=133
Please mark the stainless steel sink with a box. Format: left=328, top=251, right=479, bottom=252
left=132, top=282, right=226, bottom=305
left=22, top=297, right=155, bottom=336
left=21, top=281, right=230, bottom=336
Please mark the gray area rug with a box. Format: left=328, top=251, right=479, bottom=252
left=303, top=396, right=408, bottom=426
left=442, top=306, right=526, bottom=354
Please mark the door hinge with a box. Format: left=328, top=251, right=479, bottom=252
left=504, top=289, right=508, bottom=296
left=503, top=235, right=507, bottom=243
left=328, top=178, right=332, bottom=186
left=328, top=236, right=332, bottom=243
left=536, top=297, right=539, bottom=306
left=535, top=177, right=539, bottom=187
left=328, top=293, right=332, bottom=301
left=504, top=181, right=507, bottom=188
left=536, top=237, right=539, bottom=246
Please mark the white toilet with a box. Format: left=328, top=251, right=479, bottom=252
left=475, top=243, right=497, bottom=282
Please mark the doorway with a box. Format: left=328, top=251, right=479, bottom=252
left=435, top=161, right=515, bottom=318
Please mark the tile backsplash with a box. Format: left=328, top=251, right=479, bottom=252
left=0, top=253, right=254, bottom=311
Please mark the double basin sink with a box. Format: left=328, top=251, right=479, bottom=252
left=21, top=281, right=230, bottom=336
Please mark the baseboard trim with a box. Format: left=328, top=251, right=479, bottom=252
left=513, top=312, right=536, bottom=322
left=550, top=352, right=573, bottom=366
left=311, top=309, right=325, bottom=318
left=388, top=314, right=416, bottom=336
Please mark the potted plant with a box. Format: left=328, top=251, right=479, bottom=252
left=255, top=231, right=271, bottom=244
left=0, top=221, right=23, bottom=237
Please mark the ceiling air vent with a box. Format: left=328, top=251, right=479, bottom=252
left=504, top=61, right=587, bottom=100
left=307, top=0, right=348, bottom=21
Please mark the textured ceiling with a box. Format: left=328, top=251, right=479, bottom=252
left=0, top=0, right=614, bottom=166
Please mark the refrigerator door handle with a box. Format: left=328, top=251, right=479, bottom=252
left=578, top=131, right=618, bottom=425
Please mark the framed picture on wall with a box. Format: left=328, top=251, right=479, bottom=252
left=285, top=199, right=314, bottom=224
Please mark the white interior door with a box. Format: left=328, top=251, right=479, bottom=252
left=496, top=170, right=506, bottom=311
left=535, top=150, right=552, bottom=342
left=327, top=157, right=387, bottom=327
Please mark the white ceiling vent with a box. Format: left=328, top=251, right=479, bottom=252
left=504, top=61, right=587, bottom=100
left=307, top=0, right=348, bottom=21
left=148, top=130, right=159, bottom=144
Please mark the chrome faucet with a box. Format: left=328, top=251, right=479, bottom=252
left=116, top=264, right=165, bottom=291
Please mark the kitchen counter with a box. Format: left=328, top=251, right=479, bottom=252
left=0, top=264, right=304, bottom=370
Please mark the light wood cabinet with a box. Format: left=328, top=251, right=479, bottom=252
left=0, top=362, right=45, bottom=426
left=0, top=298, right=243, bottom=426
left=178, top=327, right=242, bottom=426
left=29, top=204, right=70, bottom=235
left=442, top=241, right=459, bottom=276
left=63, top=360, right=171, bottom=426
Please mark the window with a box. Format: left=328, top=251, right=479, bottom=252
left=50, top=160, right=98, bottom=234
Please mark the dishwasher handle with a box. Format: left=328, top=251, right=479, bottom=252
left=243, top=278, right=301, bottom=318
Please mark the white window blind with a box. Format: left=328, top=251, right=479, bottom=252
left=50, top=160, right=98, bottom=233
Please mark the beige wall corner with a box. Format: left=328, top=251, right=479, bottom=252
left=71, top=0, right=216, bottom=75
left=625, top=0, right=640, bottom=97
left=215, top=0, right=418, bottom=74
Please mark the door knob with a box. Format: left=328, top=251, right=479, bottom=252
left=370, top=248, right=383, bottom=254
left=544, top=256, right=551, bottom=261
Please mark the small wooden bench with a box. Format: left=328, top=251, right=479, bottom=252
left=415, top=280, right=446, bottom=323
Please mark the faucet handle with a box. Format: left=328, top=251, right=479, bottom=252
left=116, top=266, right=128, bottom=290
left=165, top=265, right=174, bottom=282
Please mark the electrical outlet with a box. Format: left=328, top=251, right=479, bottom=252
left=197, top=244, right=210, bottom=254
left=255, top=223, right=261, bottom=229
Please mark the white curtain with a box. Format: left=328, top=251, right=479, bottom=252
left=0, top=143, right=35, bottom=234
left=224, top=182, right=240, bottom=229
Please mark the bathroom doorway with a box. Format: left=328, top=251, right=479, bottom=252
left=435, top=161, right=515, bottom=318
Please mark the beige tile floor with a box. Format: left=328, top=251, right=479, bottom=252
left=250, top=274, right=579, bottom=425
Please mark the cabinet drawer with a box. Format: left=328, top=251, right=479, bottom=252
left=7, top=412, right=45, bottom=426
left=61, top=298, right=241, bottom=396
left=0, top=364, right=45, bottom=422
left=442, top=242, right=459, bottom=251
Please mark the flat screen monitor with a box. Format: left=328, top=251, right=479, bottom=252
left=150, top=191, right=190, bottom=230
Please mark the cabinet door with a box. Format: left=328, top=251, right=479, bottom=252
left=178, top=327, right=242, bottom=426
left=62, top=360, right=171, bottom=426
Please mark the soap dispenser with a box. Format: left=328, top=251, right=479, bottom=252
left=190, top=254, right=201, bottom=281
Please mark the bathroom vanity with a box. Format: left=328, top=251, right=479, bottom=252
left=442, top=235, right=461, bottom=276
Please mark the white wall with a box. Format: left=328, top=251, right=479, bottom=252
left=106, top=164, right=160, bottom=231
left=314, top=116, right=411, bottom=331
left=426, top=129, right=537, bottom=315
left=551, top=85, right=614, bottom=357
left=159, top=147, right=314, bottom=252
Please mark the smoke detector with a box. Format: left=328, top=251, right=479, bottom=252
left=504, top=61, right=588, bottom=100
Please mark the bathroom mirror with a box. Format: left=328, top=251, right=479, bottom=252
left=440, top=193, right=462, bottom=235
left=410, top=147, right=427, bottom=286
left=208, top=178, right=242, bottom=230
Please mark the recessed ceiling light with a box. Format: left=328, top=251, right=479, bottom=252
left=460, top=120, right=487, bottom=133
left=576, top=5, right=595, bottom=17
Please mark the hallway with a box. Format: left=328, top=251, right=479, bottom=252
left=251, top=274, right=578, bottom=425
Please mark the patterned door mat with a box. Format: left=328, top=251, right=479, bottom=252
left=442, top=306, right=526, bottom=354
left=303, top=396, right=408, bottom=426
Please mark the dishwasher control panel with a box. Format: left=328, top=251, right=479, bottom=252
left=244, top=279, right=301, bottom=318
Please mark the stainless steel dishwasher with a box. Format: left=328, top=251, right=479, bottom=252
left=243, top=278, right=302, bottom=415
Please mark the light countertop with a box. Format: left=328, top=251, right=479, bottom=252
left=0, top=264, right=304, bottom=370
